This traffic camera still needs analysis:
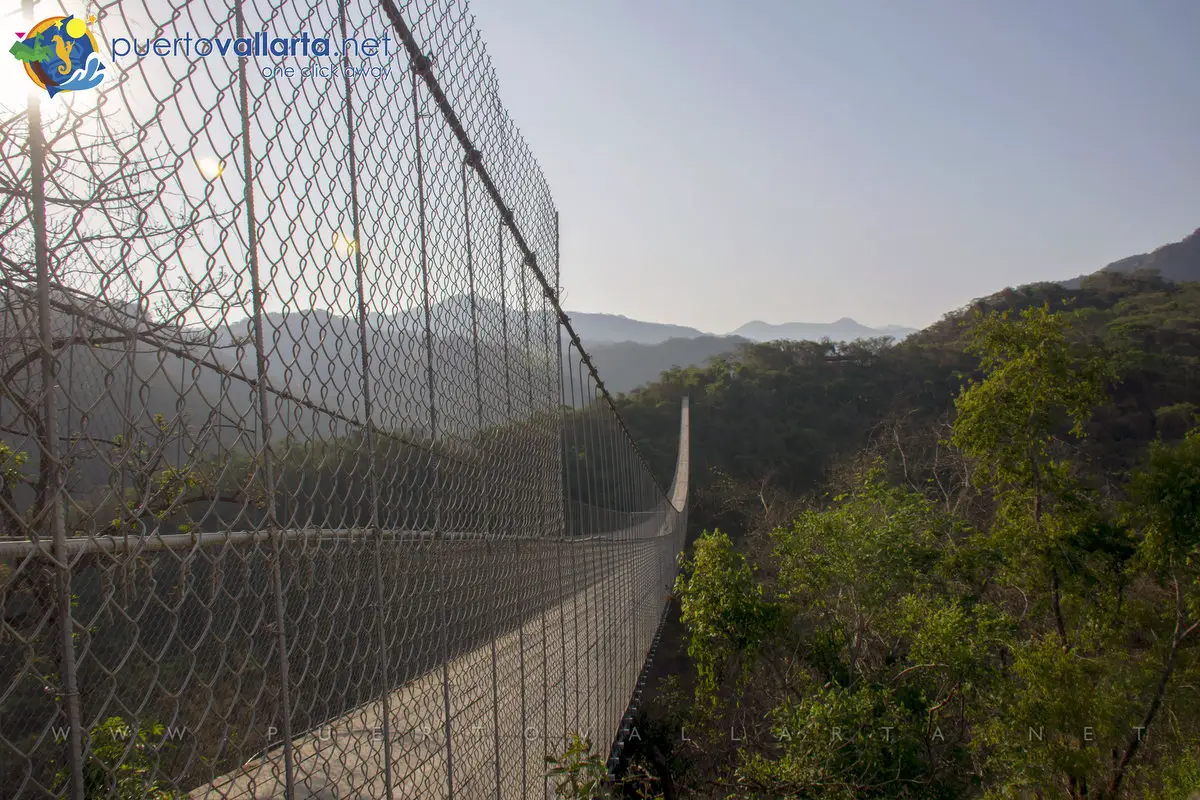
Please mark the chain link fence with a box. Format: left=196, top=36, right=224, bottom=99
left=0, top=0, right=689, bottom=796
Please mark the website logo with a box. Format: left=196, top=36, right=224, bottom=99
left=9, top=14, right=106, bottom=98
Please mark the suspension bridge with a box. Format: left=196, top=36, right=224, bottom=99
left=0, top=0, right=689, bottom=796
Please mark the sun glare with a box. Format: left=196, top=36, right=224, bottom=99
left=331, top=231, right=359, bottom=260
left=194, top=155, right=226, bottom=181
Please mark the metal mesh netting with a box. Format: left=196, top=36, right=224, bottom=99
left=0, top=0, right=689, bottom=796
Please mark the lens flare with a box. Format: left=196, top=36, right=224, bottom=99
left=331, top=231, right=359, bottom=259
left=194, top=155, right=225, bottom=180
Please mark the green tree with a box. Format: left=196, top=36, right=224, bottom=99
left=1112, top=430, right=1200, bottom=798
left=546, top=734, right=664, bottom=800
left=742, top=472, right=1006, bottom=798
left=675, top=530, right=780, bottom=705
left=56, top=715, right=177, bottom=799
left=951, top=304, right=1112, bottom=645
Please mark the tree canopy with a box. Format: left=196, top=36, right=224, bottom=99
left=616, top=272, right=1200, bottom=799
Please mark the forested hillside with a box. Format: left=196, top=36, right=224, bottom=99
left=619, top=270, right=1200, bottom=533
left=1061, top=227, right=1200, bottom=288
left=586, top=336, right=749, bottom=395
left=610, top=269, right=1200, bottom=799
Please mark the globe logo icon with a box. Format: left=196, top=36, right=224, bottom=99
left=9, top=14, right=106, bottom=98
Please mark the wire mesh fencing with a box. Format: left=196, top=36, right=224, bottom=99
left=0, top=0, right=689, bottom=796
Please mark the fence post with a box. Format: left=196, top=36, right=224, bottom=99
left=534, top=256, right=552, bottom=797
left=580, top=362, right=598, bottom=742
left=564, top=347, right=583, bottom=737
left=599, top=409, right=618, bottom=738
left=581, top=372, right=603, bottom=740
left=491, top=218, right=509, bottom=797
left=235, top=3, right=294, bottom=791
left=501, top=217, right=531, bottom=795
left=410, top=61, right=455, bottom=799
left=461, top=152, right=498, bottom=796
left=552, top=211, right=572, bottom=743
left=623, top=425, right=639, bottom=721
left=339, top=0, right=394, bottom=790
left=517, top=246, right=537, bottom=794
left=27, top=53, right=85, bottom=800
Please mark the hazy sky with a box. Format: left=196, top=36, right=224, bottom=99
left=468, top=0, right=1200, bottom=332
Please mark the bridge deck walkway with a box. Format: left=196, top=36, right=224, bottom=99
left=194, top=567, right=641, bottom=799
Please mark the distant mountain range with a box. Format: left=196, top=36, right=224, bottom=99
left=564, top=316, right=915, bottom=395
left=561, top=313, right=917, bottom=394
left=580, top=222, right=1200, bottom=392
left=566, top=312, right=915, bottom=347
left=563, top=312, right=707, bottom=345
left=576, top=225, right=1200, bottom=351
left=729, top=318, right=917, bottom=343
